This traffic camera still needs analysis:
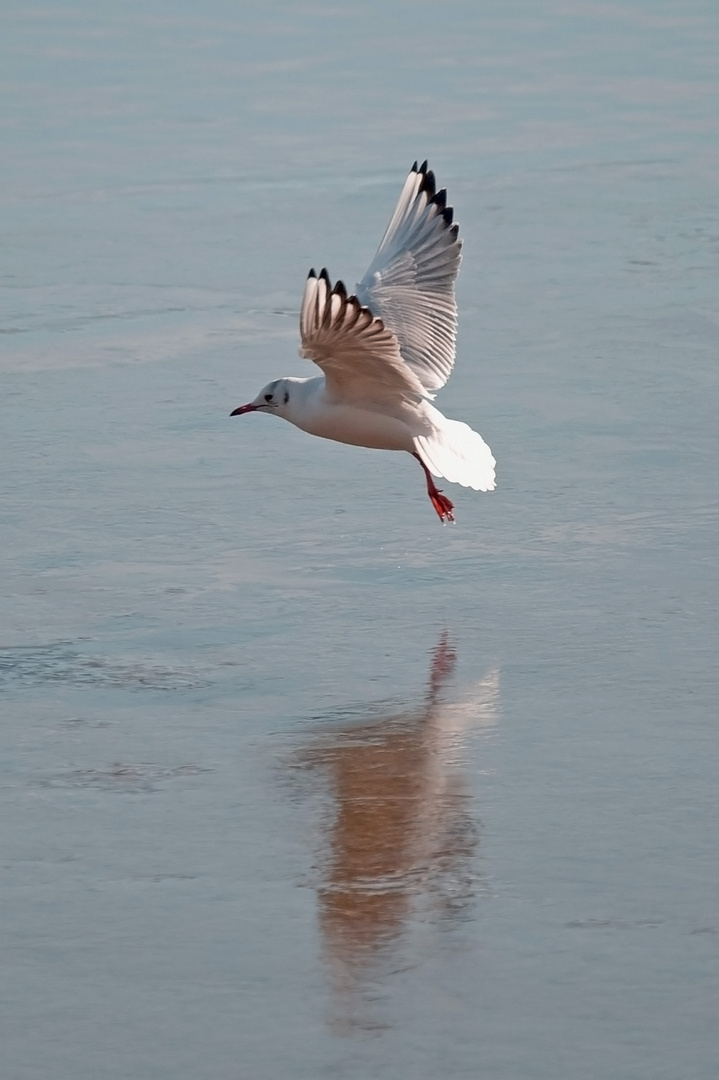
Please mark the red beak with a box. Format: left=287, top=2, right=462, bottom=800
left=230, top=403, right=259, bottom=416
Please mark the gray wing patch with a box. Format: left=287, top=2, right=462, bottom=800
left=355, top=162, right=462, bottom=394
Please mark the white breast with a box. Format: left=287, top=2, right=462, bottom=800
left=298, top=400, right=416, bottom=452
left=286, top=379, right=419, bottom=452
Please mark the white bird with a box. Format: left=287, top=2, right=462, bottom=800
left=231, top=161, right=496, bottom=522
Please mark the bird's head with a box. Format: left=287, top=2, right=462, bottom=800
left=230, top=379, right=292, bottom=418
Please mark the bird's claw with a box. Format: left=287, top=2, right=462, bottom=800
left=431, top=489, right=455, bottom=524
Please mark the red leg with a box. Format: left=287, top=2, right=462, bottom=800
left=412, top=452, right=455, bottom=523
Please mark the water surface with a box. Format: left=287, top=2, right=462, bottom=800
left=2, top=2, right=719, bottom=1078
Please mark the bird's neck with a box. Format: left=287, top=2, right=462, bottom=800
left=282, top=376, right=326, bottom=425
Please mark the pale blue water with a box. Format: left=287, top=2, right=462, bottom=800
left=2, top=2, right=719, bottom=1078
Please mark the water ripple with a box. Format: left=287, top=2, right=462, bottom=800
left=0, top=643, right=208, bottom=692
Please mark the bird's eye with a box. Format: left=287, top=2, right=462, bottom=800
left=264, top=393, right=273, bottom=402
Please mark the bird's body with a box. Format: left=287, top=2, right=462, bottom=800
left=259, top=376, right=418, bottom=451
left=231, top=162, right=496, bottom=522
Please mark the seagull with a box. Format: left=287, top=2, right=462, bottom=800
left=231, top=161, right=496, bottom=522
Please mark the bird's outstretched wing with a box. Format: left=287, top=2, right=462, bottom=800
left=355, top=161, right=462, bottom=394
left=299, top=268, right=427, bottom=406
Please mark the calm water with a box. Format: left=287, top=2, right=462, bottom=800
left=3, top=2, right=719, bottom=1077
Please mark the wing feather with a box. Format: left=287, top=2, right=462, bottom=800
left=355, top=161, right=462, bottom=393
left=299, top=269, right=427, bottom=406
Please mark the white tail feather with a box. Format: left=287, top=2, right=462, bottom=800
left=414, top=415, right=496, bottom=491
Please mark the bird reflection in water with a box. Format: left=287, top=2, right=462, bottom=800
left=292, top=633, right=499, bottom=1032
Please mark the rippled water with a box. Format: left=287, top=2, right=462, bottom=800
left=3, top=2, right=719, bottom=1078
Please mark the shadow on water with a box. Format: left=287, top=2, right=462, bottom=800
left=287, top=633, right=500, bottom=1033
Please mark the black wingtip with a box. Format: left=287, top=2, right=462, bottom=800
left=419, top=159, right=428, bottom=173
left=333, top=279, right=347, bottom=300
left=419, top=167, right=436, bottom=199
left=308, top=267, right=316, bottom=279
left=411, top=159, right=419, bottom=172
left=430, top=188, right=447, bottom=210
left=436, top=197, right=454, bottom=225
left=319, top=267, right=331, bottom=286
left=431, top=190, right=454, bottom=226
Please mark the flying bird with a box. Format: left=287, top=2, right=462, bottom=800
left=231, top=161, right=496, bottom=522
